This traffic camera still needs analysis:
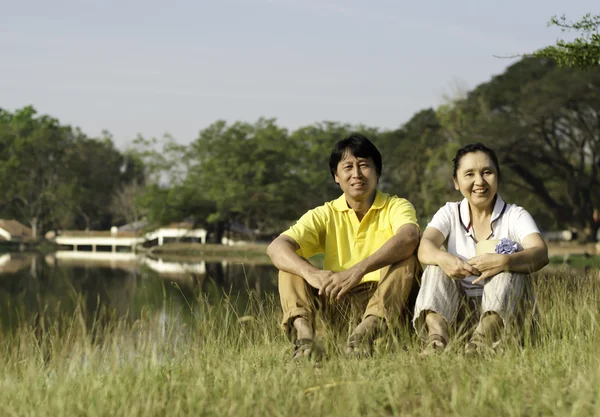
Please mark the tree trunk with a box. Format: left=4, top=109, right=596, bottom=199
left=211, top=221, right=225, bottom=244
left=582, top=220, right=600, bottom=243
left=30, top=217, right=38, bottom=240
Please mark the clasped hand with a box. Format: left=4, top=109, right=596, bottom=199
left=304, top=267, right=364, bottom=300
left=439, top=253, right=508, bottom=284
left=468, top=253, right=508, bottom=284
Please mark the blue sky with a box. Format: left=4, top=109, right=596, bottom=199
left=1, top=0, right=596, bottom=148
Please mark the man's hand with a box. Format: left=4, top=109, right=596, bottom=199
left=469, top=254, right=508, bottom=284
left=437, top=252, right=480, bottom=280
left=323, top=267, right=364, bottom=300
left=303, top=270, right=334, bottom=292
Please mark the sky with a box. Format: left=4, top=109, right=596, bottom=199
left=1, top=0, right=597, bottom=149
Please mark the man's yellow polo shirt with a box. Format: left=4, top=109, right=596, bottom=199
left=282, top=190, right=418, bottom=283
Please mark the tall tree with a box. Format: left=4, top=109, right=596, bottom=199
left=378, top=109, right=453, bottom=224
left=289, top=122, right=355, bottom=211
left=535, top=14, right=600, bottom=68
left=0, top=106, right=75, bottom=237
left=67, top=131, right=144, bottom=230
left=444, top=58, right=600, bottom=240
left=183, top=118, right=302, bottom=241
left=0, top=107, right=146, bottom=235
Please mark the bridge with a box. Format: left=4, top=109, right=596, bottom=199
left=54, top=224, right=207, bottom=254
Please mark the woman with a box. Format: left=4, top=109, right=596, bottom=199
left=413, top=143, right=549, bottom=354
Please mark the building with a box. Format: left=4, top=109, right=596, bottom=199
left=54, top=222, right=207, bottom=253
left=55, top=227, right=145, bottom=253
left=144, top=222, right=207, bottom=246
left=0, top=219, right=33, bottom=242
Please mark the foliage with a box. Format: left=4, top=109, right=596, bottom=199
left=445, top=58, right=600, bottom=240
left=535, top=14, right=600, bottom=68
left=185, top=118, right=303, bottom=236
left=4, top=54, right=600, bottom=241
left=0, top=107, right=143, bottom=236
left=0, top=106, right=77, bottom=237
left=378, top=109, right=454, bottom=224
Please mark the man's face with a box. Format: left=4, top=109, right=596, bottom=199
left=334, top=151, right=378, bottom=201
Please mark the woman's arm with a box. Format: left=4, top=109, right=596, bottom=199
left=506, top=232, right=549, bottom=273
left=470, top=233, right=549, bottom=284
left=418, top=227, right=479, bottom=278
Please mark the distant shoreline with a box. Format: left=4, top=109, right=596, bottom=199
left=144, top=242, right=271, bottom=263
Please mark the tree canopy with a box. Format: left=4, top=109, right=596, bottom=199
left=535, top=14, right=600, bottom=68
left=3, top=55, right=600, bottom=242
left=0, top=107, right=143, bottom=237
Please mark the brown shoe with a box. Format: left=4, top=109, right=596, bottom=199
left=420, top=334, right=447, bottom=356
left=464, top=333, right=497, bottom=356
left=292, top=338, right=324, bottom=361
left=345, top=333, right=374, bottom=358
left=345, top=316, right=385, bottom=358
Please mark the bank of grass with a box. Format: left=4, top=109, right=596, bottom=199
left=1, top=268, right=600, bottom=416
left=550, top=254, right=600, bottom=268
left=146, top=242, right=270, bottom=263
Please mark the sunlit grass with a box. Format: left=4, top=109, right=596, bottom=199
left=1, top=268, right=600, bottom=416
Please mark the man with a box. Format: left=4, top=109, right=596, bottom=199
left=266, top=133, right=421, bottom=359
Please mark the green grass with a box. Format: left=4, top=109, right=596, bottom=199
left=1, top=268, right=600, bottom=416
left=146, top=242, right=271, bottom=263
left=550, top=254, right=600, bottom=268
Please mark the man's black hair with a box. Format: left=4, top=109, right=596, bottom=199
left=328, top=133, right=382, bottom=179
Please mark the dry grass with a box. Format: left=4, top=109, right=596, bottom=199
left=0, top=268, right=599, bottom=416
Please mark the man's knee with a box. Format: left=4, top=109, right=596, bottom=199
left=382, top=255, right=420, bottom=282
left=278, top=270, right=305, bottom=291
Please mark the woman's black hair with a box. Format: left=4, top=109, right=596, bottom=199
left=452, top=142, right=501, bottom=180
left=328, top=133, right=382, bottom=179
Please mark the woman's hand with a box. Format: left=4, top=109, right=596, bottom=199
left=437, top=252, right=480, bottom=279
left=468, top=254, right=509, bottom=284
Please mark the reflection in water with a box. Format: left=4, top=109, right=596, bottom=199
left=0, top=252, right=278, bottom=335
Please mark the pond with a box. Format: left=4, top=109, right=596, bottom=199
left=0, top=252, right=279, bottom=332
left=1, top=250, right=595, bottom=335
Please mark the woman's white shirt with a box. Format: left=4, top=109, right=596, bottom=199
left=427, top=194, right=541, bottom=296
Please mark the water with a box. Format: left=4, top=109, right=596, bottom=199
left=0, top=252, right=278, bottom=332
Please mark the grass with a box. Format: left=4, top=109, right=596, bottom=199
left=550, top=254, right=600, bottom=268
left=1, top=268, right=600, bottom=416
left=146, top=242, right=271, bottom=263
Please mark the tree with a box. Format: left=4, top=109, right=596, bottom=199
left=535, top=14, right=600, bottom=68
left=67, top=132, right=144, bottom=230
left=289, top=122, right=354, bottom=211
left=0, top=106, right=147, bottom=235
left=126, top=134, right=194, bottom=229
left=443, top=58, right=600, bottom=240
left=111, top=181, right=144, bottom=226
left=0, top=106, right=76, bottom=237
left=183, top=118, right=303, bottom=241
left=377, top=109, right=453, bottom=224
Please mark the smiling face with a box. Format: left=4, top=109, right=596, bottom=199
left=453, top=151, right=499, bottom=210
left=334, top=150, right=378, bottom=202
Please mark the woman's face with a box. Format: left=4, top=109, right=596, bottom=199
left=453, top=151, right=499, bottom=210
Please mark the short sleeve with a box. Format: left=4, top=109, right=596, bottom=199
left=281, top=206, right=327, bottom=259
left=388, top=197, right=419, bottom=232
left=509, top=206, right=541, bottom=243
left=427, top=203, right=454, bottom=238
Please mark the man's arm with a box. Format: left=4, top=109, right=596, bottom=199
left=324, top=223, right=420, bottom=299
left=353, top=223, right=419, bottom=275
left=266, top=234, right=332, bottom=291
